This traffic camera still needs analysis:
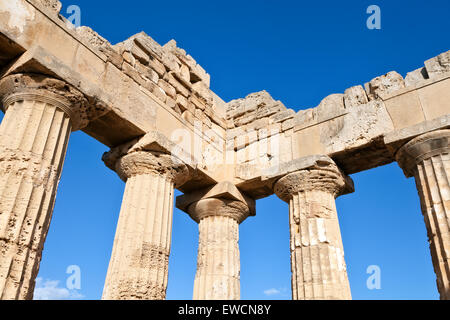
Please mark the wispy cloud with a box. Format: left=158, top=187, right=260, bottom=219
left=263, top=287, right=290, bottom=298
left=33, top=278, right=84, bottom=300
left=264, top=288, right=281, bottom=296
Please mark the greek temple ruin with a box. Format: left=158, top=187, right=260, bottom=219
left=0, top=0, right=449, bottom=300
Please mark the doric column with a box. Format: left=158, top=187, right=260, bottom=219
left=396, top=129, right=450, bottom=300
left=0, top=73, right=87, bottom=300
left=187, top=197, right=251, bottom=300
left=102, top=149, right=189, bottom=300
left=274, top=159, right=353, bottom=300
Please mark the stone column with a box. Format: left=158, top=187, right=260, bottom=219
left=274, top=159, right=353, bottom=300
left=102, top=149, right=188, bottom=300
left=396, top=129, right=450, bottom=300
left=187, top=197, right=251, bottom=300
left=0, top=74, right=87, bottom=300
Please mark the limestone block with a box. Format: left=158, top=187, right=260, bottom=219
left=343, top=85, right=369, bottom=108
left=122, top=61, right=146, bottom=87
left=246, top=117, right=270, bottom=131
left=321, top=100, right=394, bottom=153
left=122, top=51, right=136, bottom=66
left=384, top=90, right=425, bottom=130
left=181, top=110, right=194, bottom=125
left=190, top=95, right=206, bottom=111
left=417, top=78, right=450, bottom=121
left=192, top=81, right=213, bottom=104
left=270, top=109, right=295, bottom=123
left=136, top=62, right=159, bottom=84
left=131, top=32, right=164, bottom=62
left=158, top=79, right=176, bottom=99
left=294, top=108, right=316, bottom=130
left=130, top=42, right=150, bottom=65
left=76, top=26, right=123, bottom=70
left=234, top=113, right=258, bottom=127
left=282, top=118, right=294, bottom=131
left=292, top=125, right=325, bottom=159
left=364, top=71, right=406, bottom=100
left=226, top=91, right=277, bottom=120
left=148, top=57, right=166, bottom=77
left=227, top=127, right=246, bottom=140
left=191, top=63, right=211, bottom=87
left=176, top=94, right=188, bottom=111
left=315, top=94, right=345, bottom=123
left=425, top=51, right=450, bottom=79
left=258, top=123, right=281, bottom=140
left=257, top=103, right=284, bottom=119
left=165, top=96, right=178, bottom=112
left=405, top=67, right=429, bottom=87
left=179, top=64, right=190, bottom=83
left=37, top=0, right=62, bottom=14
left=164, top=72, right=190, bottom=98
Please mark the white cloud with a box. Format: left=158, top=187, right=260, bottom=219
left=263, top=288, right=281, bottom=296
left=33, top=278, right=84, bottom=300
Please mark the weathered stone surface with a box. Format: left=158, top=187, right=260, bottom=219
left=344, top=85, right=369, bottom=107
left=226, top=91, right=281, bottom=120
left=273, top=160, right=352, bottom=300
left=364, top=71, right=406, bottom=100
left=0, top=74, right=86, bottom=300
left=186, top=195, right=251, bottom=300
left=425, top=51, right=450, bottom=79
left=405, top=67, right=429, bottom=87
left=37, top=0, right=62, bottom=13
left=192, top=212, right=241, bottom=300
left=0, top=3, right=449, bottom=301
left=102, top=149, right=188, bottom=300
left=396, top=130, right=450, bottom=300
left=316, top=94, right=345, bottom=122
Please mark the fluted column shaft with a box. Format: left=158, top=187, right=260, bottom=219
left=274, top=161, right=353, bottom=300
left=188, top=198, right=251, bottom=300
left=102, top=150, right=188, bottom=300
left=396, top=129, right=450, bottom=300
left=0, top=74, right=86, bottom=300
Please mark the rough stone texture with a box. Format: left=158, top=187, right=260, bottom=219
left=187, top=198, right=250, bottom=300
left=405, top=67, right=429, bottom=87
left=37, top=0, right=62, bottom=14
left=0, top=3, right=449, bottom=300
left=425, top=51, right=450, bottom=79
left=396, top=130, right=450, bottom=300
left=226, top=91, right=285, bottom=123
left=344, top=85, right=369, bottom=108
left=0, top=74, right=90, bottom=130
left=0, top=75, right=85, bottom=299
left=364, top=71, right=406, bottom=100
left=274, top=160, right=352, bottom=300
left=102, top=150, right=188, bottom=300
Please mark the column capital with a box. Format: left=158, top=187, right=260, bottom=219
left=274, top=159, right=354, bottom=202
left=396, top=129, right=450, bottom=177
left=105, top=150, right=189, bottom=187
left=0, top=73, right=89, bottom=131
left=187, top=198, right=251, bottom=224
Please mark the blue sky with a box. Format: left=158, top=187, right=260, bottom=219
left=2, top=0, right=449, bottom=300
